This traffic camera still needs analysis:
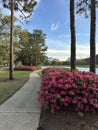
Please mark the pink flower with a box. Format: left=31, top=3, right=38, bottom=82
left=60, top=91, right=66, bottom=95
left=64, top=84, right=69, bottom=89
left=85, top=106, right=89, bottom=111
left=72, top=99, right=77, bottom=104
left=77, top=111, right=84, bottom=117
left=39, top=67, right=98, bottom=116
left=82, top=98, right=87, bottom=103
left=50, top=98, right=56, bottom=103
left=64, top=96, right=71, bottom=103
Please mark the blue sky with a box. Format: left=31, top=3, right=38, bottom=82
left=1, top=0, right=98, bottom=61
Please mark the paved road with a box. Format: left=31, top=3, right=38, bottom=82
left=0, top=71, right=41, bottom=130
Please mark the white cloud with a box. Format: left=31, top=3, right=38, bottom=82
left=51, top=23, right=59, bottom=31
left=76, top=44, right=90, bottom=59
left=65, top=15, right=82, bottom=25
left=47, top=49, right=70, bottom=61
left=36, top=0, right=40, bottom=2
left=46, top=37, right=93, bottom=61
left=46, top=47, right=89, bottom=61
left=46, top=43, right=98, bottom=61
left=58, top=33, right=92, bottom=39
left=46, top=38, right=70, bottom=50
left=59, top=33, right=98, bottom=39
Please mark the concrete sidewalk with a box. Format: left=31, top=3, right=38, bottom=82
left=0, top=71, right=41, bottom=130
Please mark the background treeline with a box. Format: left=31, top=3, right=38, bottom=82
left=0, top=12, right=47, bottom=67
left=44, top=54, right=98, bottom=66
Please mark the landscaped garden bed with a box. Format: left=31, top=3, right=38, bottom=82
left=38, top=67, right=98, bottom=130
left=39, top=67, right=98, bottom=115
left=14, top=65, right=40, bottom=71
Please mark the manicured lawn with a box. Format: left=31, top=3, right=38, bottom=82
left=0, top=71, right=31, bottom=105
left=37, top=70, right=42, bottom=77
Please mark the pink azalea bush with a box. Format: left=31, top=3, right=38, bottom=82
left=39, top=67, right=98, bottom=115
left=14, top=66, right=40, bottom=71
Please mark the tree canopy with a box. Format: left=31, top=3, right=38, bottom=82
left=17, top=29, right=48, bottom=66
left=2, top=0, right=37, bottom=21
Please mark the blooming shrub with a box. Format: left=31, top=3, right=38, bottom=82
left=14, top=66, right=40, bottom=71
left=42, top=67, right=70, bottom=74
left=39, top=67, right=98, bottom=115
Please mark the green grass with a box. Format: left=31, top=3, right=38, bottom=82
left=37, top=70, right=42, bottom=77
left=0, top=70, right=31, bottom=105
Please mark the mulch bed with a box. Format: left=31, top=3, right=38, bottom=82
left=37, top=110, right=98, bottom=130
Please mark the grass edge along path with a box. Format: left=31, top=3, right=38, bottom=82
left=0, top=71, right=31, bottom=105
left=37, top=70, right=42, bottom=77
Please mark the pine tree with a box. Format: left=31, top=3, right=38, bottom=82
left=70, top=0, right=76, bottom=71
left=2, top=0, right=37, bottom=79
left=76, top=0, right=97, bottom=73
left=90, top=0, right=96, bottom=73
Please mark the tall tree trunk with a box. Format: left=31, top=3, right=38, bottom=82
left=70, top=0, right=76, bottom=71
left=9, top=0, right=14, bottom=79
left=90, top=0, right=96, bottom=73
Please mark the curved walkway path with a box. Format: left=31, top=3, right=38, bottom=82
left=0, top=70, right=41, bottom=130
